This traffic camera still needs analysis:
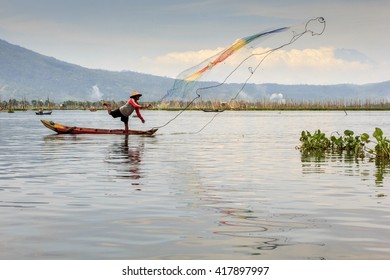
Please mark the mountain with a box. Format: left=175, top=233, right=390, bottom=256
left=0, top=38, right=173, bottom=102
left=1, top=38, right=389, bottom=102
left=240, top=81, right=390, bottom=102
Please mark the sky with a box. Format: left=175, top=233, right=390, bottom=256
left=0, top=0, right=389, bottom=85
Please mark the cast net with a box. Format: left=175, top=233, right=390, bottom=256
left=155, top=17, right=326, bottom=132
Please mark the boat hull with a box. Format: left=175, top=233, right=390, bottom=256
left=36, top=111, right=52, bottom=115
left=202, top=109, right=225, bottom=112
left=41, top=120, right=158, bottom=135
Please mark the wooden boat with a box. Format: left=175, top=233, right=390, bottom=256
left=202, top=109, right=225, bottom=112
left=36, top=97, right=53, bottom=115
left=36, top=111, right=52, bottom=115
left=40, top=120, right=158, bottom=136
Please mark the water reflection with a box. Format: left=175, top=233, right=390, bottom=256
left=215, top=207, right=325, bottom=257
left=105, top=136, right=144, bottom=183
left=373, top=159, right=390, bottom=187
left=185, top=183, right=325, bottom=257
left=301, top=152, right=390, bottom=189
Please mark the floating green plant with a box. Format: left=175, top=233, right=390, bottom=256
left=297, top=128, right=390, bottom=160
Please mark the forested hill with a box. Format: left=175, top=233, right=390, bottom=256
left=1, top=38, right=389, bottom=102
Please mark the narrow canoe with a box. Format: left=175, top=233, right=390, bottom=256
left=41, top=120, right=158, bottom=136
left=36, top=111, right=52, bottom=115
left=202, top=109, right=225, bottom=113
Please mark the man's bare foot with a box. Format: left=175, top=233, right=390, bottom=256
left=103, top=102, right=111, bottom=113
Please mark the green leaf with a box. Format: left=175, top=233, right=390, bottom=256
left=361, top=133, right=370, bottom=142
left=344, top=130, right=354, bottom=136
left=373, top=127, right=383, bottom=141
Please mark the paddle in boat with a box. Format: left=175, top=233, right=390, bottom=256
left=40, top=120, right=158, bottom=136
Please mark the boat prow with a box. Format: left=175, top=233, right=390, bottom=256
left=41, top=120, right=158, bottom=136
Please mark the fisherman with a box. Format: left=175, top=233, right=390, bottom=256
left=103, top=91, right=151, bottom=133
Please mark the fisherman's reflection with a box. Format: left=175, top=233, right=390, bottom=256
left=106, top=136, right=144, bottom=181
left=123, top=136, right=144, bottom=180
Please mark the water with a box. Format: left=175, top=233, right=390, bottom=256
left=1, top=110, right=389, bottom=259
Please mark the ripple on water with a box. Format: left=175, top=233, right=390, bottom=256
left=0, top=111, right=389, bottom=259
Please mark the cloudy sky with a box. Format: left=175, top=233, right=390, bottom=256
left=0, top=0, right=389, bottom=85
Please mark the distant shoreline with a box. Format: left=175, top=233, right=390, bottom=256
left=2, top=99, right=390, bottom=112
left=2, top=107, right=390, bottom=112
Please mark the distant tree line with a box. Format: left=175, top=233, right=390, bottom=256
left=0, top=99, right=126, bottom=110
left=1, top=98, right=390, bottom=111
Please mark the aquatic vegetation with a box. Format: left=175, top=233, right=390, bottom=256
left=299, top=130, right=331, bottom=153
left=298, top=128, right=390, bottom=160
left=366, top=128, right=390, bottom=159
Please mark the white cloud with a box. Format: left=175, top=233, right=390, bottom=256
left=256, top=47, right=371, bottom=71
left=153, top=48, right=224, bottom=65
left=138, top=46, right=375, bottom=84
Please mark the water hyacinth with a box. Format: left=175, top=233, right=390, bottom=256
left=297, top=128, right=390, bottom=160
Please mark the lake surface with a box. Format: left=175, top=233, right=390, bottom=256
left=1, top=110, right=389, bottom=259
